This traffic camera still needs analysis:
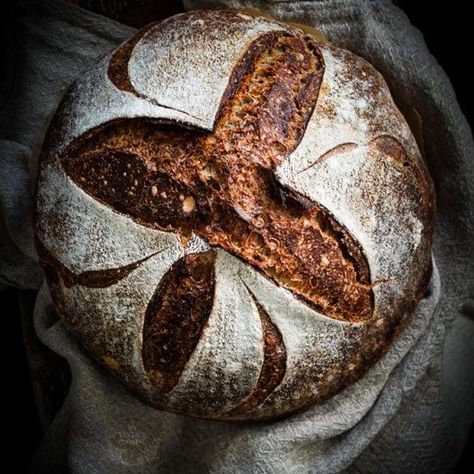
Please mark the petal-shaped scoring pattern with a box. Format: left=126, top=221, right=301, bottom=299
left=129, top=10, right=292, bottom=127
left=277, top=42, right=431, bottom=308
left=279, top=144, right=424, bottom=304
left=162, top=250, right=264, bottom=417
left=45, top=11, right=295, bottom=161
left=57, top=247, right=184, bottom=393
left=45, top=54, right=204, bottom=161
left=35, top=162, right=188, bottom=273
left=236, top=254, right=352, bottom=419
left=278, top=43, right=423, bottom=174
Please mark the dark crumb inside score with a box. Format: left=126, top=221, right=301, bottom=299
left=63, top=32, right=373, bottom=323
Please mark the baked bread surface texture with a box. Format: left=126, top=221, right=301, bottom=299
left=34, top=9, right=436, bottom=421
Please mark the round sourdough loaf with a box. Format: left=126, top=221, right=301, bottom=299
left=34, top=9, right=436, bottom=421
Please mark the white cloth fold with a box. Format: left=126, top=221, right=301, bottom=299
left=1, top=0, right=473, bottom=472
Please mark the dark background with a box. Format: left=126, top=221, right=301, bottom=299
left=2, top=1, right=472, bottom=472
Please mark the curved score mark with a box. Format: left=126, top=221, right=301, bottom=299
left=141, top=250, right=216, bottom=392
left=108, top=22, right=158, bottom=94
left=369, top=134, right=435, bottom=249
left=297, top=135, right=429, bottom=201
left=296, top=142, right=358, bottom=175
left=108, top=22, right=205, bottom=123
left=223, top=280, right=286, bottom=418
left=35, top=237, right=164, bottom=289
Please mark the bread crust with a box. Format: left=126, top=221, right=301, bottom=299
left=34, top=9, right=436, bottom=421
